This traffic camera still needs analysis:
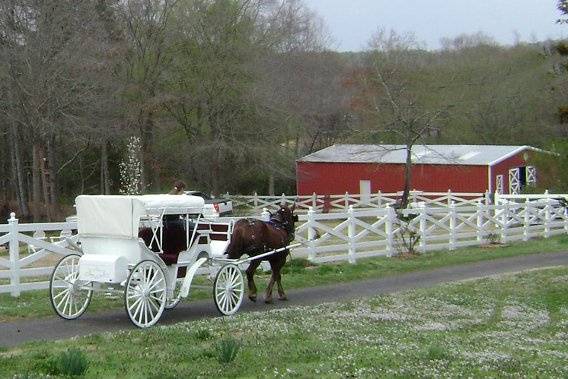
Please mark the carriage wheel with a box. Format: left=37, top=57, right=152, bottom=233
left=125, top=260, right=167, bottom=328
left=213, top=264, right=244, bottom=316
left=49, top=254, right=92, bottom=320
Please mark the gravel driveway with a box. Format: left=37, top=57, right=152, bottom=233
left=1, top=251, right=567, bottom=348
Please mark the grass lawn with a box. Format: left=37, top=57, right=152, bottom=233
left=0, top=266, right=567, bottom=378
left=1, top=235, right=568, bottom=322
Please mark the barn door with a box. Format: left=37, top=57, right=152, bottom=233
left=496, top=175, right=504, bottom=194
left=509, top=168, right=520, bottom=194
left=359, top=180, right=371, bottom=205
left=526, top=166, right=536, bottom=186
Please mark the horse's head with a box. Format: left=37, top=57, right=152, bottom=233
left=273, top=201, right=297, bottom=238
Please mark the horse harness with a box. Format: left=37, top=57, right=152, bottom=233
left=242, top=216, right=293, bottom=255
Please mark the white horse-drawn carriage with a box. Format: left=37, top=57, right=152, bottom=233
left=49, top=194, right=258, bottom=328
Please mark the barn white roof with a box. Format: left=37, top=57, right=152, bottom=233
left=298, top=144, right=540, bottom=166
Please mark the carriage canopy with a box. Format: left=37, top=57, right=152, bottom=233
left=76, top=195, right=205, bottom=238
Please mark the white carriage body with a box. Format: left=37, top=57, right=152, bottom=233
left=50, top=194, right=258, bottom=327
left=75, top=194, right=205, bottom=284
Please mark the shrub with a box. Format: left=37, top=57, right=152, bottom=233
left=487, top=232, right=501, bottom=245
left=425, top=344, right=450, bottom=361
left=195, top=328, right=212, bottom=341
left=282, top=258, right=312, bottom=274
left=215, top=337, right=240, bottom=364
left=56, top=348, right=89, bottom=377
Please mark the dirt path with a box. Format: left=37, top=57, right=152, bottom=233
left=1, top=251, right=567, bottom=348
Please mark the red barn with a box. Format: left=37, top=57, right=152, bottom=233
left=296, top=144, right=542, bottom=196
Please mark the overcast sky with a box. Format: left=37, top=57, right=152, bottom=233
left=303, top=0, right=566, bottom=51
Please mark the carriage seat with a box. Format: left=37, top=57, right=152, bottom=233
left=138, top=220, right=189, bottom=265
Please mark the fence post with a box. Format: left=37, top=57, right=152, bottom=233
left=476, top=200, right=484, bottom=244
left=501, top=201, right=509, bottom=244
left=8, top=212, right=21, bottom=297
left=307, top=207, right=317, bottom=262
left=419, top=202, right=426, bottom=253
left=377, top=190, right=382, bottom=208
left=347, top=206, right=356, bottom=264
left=485, top=190, right=490, bottom=206
left=564, top=199, right=568, bottom=235
left=253, top=192, right=258, bottom=212
left=261, top=208, right=271, bottom=222
left=344, top=192, right=349, bottom=211
left=449, top=201, right=456, bottom=251
left=411, top=190, right=417, bottom=204
left=544, top=197, right=551, bottom=239
left=523, top=199, right=530, bottom=242
left=281, top=193, right=286, bottom=205
left=385, top=205, right=395, bottom=257
left=447, top=189, right=452, bottom=206
left=311, top=192, right=317, bottom=209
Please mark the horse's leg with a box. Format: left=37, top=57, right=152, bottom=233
left=264, top=272, right=275, bottom=304
left=245, top=259, right=261, bottom=302
left=274, top=255, right=287, bottom=301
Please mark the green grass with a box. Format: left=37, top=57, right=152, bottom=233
left=1, top=235, right=568, bottom=322
left=1, top=267, right=567, bottom=378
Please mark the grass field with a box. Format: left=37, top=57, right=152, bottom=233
left=0, top=266, right=566, bottom=378
left=1, top=235, right=568, bottom=321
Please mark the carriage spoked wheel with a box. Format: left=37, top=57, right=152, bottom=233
left=49, top=254, right=93, bottom=320
left=213, top=264, right=244, bottom=316
left=125, top=260, right=167, bottom=328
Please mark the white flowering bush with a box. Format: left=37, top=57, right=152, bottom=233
left=119, top=136, right=142, bottom=195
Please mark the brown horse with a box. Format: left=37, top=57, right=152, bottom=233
left=226, top=202, right=297, bottom=303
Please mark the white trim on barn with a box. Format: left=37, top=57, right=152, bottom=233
left=527, top=166, right=537, bottom=186
left=509, top=168, right=520, bottom=194
left=496, top=175, right=504, bottom=194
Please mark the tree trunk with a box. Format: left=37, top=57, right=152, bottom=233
left=32, top=143, right=42, bottom=221
left=268, top=174, right=275, bottom=196
left=140, top=111, right=160, bottom=193
left=38, top=145, right=52, bottom=221
left=400, top=145, right=413, bottom=210
left=100, top=142, right=111, bottom=194
left=9, top=124, right=29, bottom=217
left=47, top=137, right=57, bottom=205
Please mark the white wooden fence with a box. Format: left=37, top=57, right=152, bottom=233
left=225, top=190, right=489, bottom=214
left=292, top=199, right=568, bottom=264
left=0, top=213, right=77, bottom=296
left=495, top=190, right=568, bottom=205
left=1, top=192, right=565, bottom=296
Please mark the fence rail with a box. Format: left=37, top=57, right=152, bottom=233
left=293, top=198, right=568, bottom=264
left=1, top=192, right=566, bottom=296
left=0, top=213, right=77, bottom=297
left=224, top=190, right=489, bottom=214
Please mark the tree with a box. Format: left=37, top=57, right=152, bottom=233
left=118, top=0, right=178, bottom=192
left=0, top=0, right=122, bottom=219
left=351, top=29, right=449, bottom=208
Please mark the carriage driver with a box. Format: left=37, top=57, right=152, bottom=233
left=168, top=180, right=186, bottom=195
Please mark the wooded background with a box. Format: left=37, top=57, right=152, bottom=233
left=1, top=0, right=568, bottom=221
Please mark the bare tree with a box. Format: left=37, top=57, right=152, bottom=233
left=118, top=0, right=178, bottom=192
left=353, top=29, right=448, bottom=209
